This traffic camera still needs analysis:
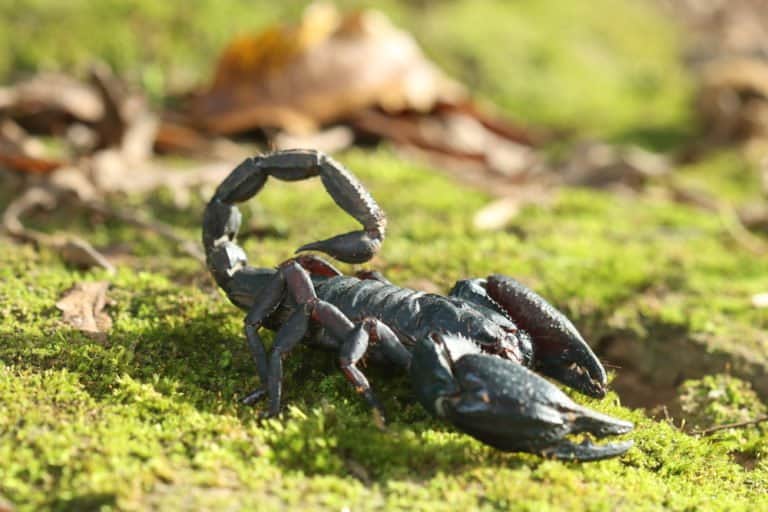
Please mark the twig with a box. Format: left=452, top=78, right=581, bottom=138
left=692, top=415, right=768, bottom=436
left=669, top=183, right=768, bottom=255
left=82, top=199, right=205, bottom=262
left=2, top=186, right=116, bottom=273
left=2, top=182, right=205, bottom=270
left=718, top=201, right=768, bottom=256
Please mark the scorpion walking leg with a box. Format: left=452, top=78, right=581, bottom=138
left=363, top=318, right=411, bottom=370
left=243, top=261, right=390, bottom=420
left=450, top=276, right=607, bottom=398
left=313, top=317, right=411, bottom=425
left=241, top=272, right=286, bottom=406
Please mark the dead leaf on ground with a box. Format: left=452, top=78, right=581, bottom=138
left=0, top=72, right=104, bottom=132
left=56, top=281, right=113, bottom=338
left=695, top=58, right=768, bottom=145
left=557, top=140, right=670, bottom=190
left=191, top=3, right=465, bottom=135
left=473, top=197, right=524, bottom=231
left=179, top=3, right=542, bottom=183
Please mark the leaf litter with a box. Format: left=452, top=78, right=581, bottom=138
left=55, top=281, right=113, bottom=339
left=0, top=0, right=765, bottom=271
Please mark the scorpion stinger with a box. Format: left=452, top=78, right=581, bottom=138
left=203, top=149, right=633, bottom=461
left=410, top=333, right=634, bottom=462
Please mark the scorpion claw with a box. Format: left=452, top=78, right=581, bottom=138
left=410, top=334, right=633, bottom=461
left=541, top=439, right=635, bottom=462
left=485, top=275, right=607, bottom=398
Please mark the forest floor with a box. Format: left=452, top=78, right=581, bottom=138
left=1, top=1, right=767, bottom=510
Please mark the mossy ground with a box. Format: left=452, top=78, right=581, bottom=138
left=1, top=1, right=768, bottom=510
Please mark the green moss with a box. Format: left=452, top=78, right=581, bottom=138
left=679, top=374, right=766, bottom=427
left=2, top=147, right=768, bottom=510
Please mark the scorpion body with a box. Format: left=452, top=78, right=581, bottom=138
left=203, top=149, right=633, bottom=461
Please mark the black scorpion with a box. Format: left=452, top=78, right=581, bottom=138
left=203, top=149, right=633, bottom=461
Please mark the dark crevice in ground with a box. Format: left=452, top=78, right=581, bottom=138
left=594, top=326, right=768, bottom=413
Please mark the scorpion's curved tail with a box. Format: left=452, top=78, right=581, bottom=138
left=202, top=149, right=387, bottom=305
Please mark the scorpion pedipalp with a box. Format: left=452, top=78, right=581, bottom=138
left=452, top=276, right=608, bottom=398
left=410, top=333, right=633, bottom=462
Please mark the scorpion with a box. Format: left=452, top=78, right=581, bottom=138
left=203, top=149, right=633, bottom=461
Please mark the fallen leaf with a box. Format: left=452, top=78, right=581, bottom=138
left=695, top=58, right=768, bottom=145
left=189, top=4, right=464, bottom=135
left=473, top=186, right=552, bottom=231
left=58, top=238, right=116, bottom=273
left=274, top=125, right=354, bottom=153
left=558, top=140, right=670, bottom=190
left=56, top=281, right=112, bottom=338
left=0, top=72, right=104, bottom=129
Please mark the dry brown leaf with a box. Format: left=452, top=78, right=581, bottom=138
left=558, top=141, right=670, bottom=190
left=0, top=118, right=66, bottom=174
left=350, top=107, right=540, bottom=184
left=0, top=72, right=104, bottom=128
left=473, top=197, right=524, bottom=231
left=274, top=125, right=354, bottom=153
left=56, top=281, right=113, bottom=338
left=696, top=58, right=768, bottom=145
left=58, top=238, right=116, bottom=273
left=190, top=3, right=464, bottom=135
left=473, top=186, right=553, bottom=231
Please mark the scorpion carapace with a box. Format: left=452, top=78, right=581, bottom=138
left=203, top=149, right=633, bottom=462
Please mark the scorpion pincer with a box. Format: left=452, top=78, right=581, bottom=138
left=203, top=149, right=633, bottom=461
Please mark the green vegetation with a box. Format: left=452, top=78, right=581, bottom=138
left=2, top=149, right=767, bottom=510
left=1, top=0, right=767, bottom=510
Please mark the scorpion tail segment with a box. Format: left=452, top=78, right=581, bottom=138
left=297, top=152, right=386, bottom=264
left=410, top=334, right=633, bottom=462
left=203, top=198, right=249, bottom=289
left=485, top=275, right=607, bottom=398
left=206, top=150, right=386, bottom=266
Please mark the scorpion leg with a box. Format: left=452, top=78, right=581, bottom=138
left=410, top=333, right=633, bottom=462
left=450, top=277, right=607, bottom=398
left=312, top=317, right=411, bottom=426
left=264, top=307, right=311, bottom=417
left=313, top=308, right=390, bottom=425
left=247, top=261, right=388, bottom=420
left=241, top=272, right=286, bottom=406
left=363, top=318, right=411, bottom=370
